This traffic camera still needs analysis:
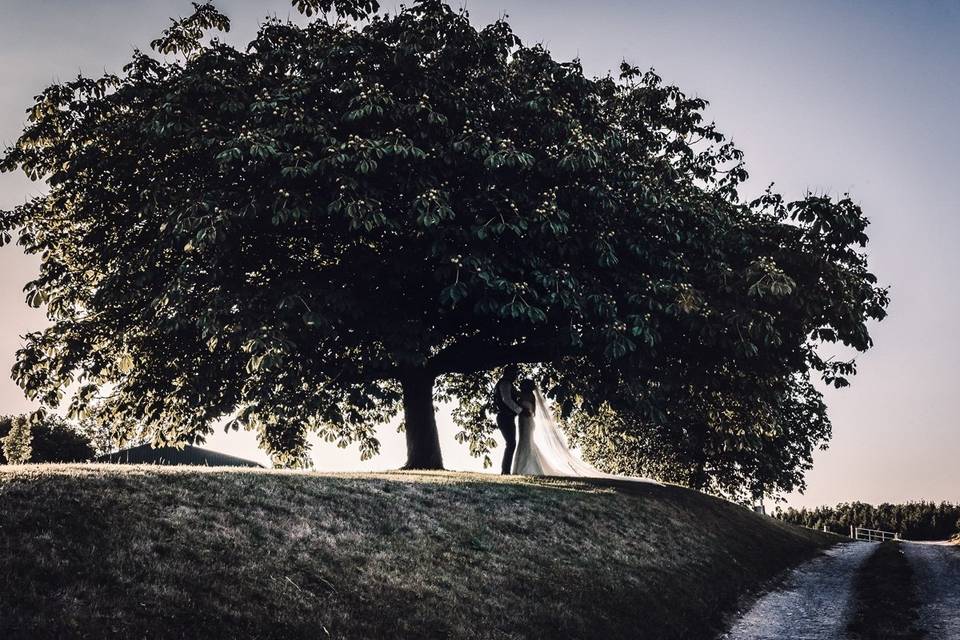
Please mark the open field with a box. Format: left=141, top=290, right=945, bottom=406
left=0, top=465, right=835, bottom=639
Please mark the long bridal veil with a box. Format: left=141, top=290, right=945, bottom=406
left=530, top=389, right=659, bottom=484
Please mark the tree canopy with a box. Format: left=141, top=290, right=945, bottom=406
left=0, top=0, right=886, bottom=487
left=562, top=371, right=833, bottom=501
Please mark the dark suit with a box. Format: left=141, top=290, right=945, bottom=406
left=493, top=377, right=521, bottom=474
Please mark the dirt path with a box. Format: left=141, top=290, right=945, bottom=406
left=722, top=541, right=875, bottom=640
left=902, top=542, right=960, bottom=639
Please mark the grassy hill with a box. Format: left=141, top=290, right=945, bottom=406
left=0, top=465, right=835, bottom=639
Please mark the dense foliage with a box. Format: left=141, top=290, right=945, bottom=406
left=560, top=374, right=834, bottom=501
left=0, top=414, right=95, bottom=464
left=776, top=502, right=960, bottom=541
left=0, top=0, right=886, bottom=491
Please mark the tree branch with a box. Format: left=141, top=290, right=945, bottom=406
left=428, top=336, right=565, bottom=376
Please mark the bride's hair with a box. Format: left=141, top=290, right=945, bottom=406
left=519, top=378, right=536, bottom=394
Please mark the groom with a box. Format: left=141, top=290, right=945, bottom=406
left=493, top=364, right=523, bottom=475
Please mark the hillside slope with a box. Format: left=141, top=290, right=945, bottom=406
left=0, top=466, right=835, bottom=639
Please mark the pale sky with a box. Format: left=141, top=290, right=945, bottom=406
left=1, top=1, right=957, bottom=508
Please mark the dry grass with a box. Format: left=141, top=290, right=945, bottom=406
left=0, top=465, right=834, bottom=639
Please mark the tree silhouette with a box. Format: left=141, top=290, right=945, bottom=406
left=0, top=1, right=886, bottom=471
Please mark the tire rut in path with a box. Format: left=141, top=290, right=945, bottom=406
left=722, top=541, right=875, bottom=640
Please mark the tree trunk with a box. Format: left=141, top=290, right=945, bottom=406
left=689, top=423, right=709, bottom=491
left=691, top=460, right=708, bottom=491
left=400, top=371, right=444, bottom=470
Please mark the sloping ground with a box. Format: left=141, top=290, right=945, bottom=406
left=0, top=465, right=834, bottom=640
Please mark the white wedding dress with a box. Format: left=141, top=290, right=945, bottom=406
left=511, top=388, right=658, bottom=484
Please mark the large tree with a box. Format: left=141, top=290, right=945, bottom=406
left=0, top=0, right=886, bottom=471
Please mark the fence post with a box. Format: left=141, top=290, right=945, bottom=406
left=850, top=525, right=855, bottom=539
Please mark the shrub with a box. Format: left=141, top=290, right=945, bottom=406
left=1, top=414, right=95, bottom=464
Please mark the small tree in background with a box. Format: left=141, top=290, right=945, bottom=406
left=76, top=404, right=151, bottom=457
left=2, top=415, right=33, bottom=464
left=0, top=418, right=9, bottom=463
left=76, top=418, right=115, bottom=457
left=1, top=414, right=95, bottom=464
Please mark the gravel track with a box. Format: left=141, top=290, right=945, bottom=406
left=902, top=542, right=960, bottom=639
left=722, top=541, right=875, bottom=640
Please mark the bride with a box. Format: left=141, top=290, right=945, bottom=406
left=510, top=378, right=655, bottom=482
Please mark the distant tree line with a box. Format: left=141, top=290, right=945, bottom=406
left=1, top=412, right=306, bottom=468
left=0, top=412, right=143, bottom=464
left=1, top=414, right=94, bottom=464
left=775, top=502, right=960, bottom=541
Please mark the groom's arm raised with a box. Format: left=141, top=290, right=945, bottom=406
left=497, top=379, right=522, bottom=415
